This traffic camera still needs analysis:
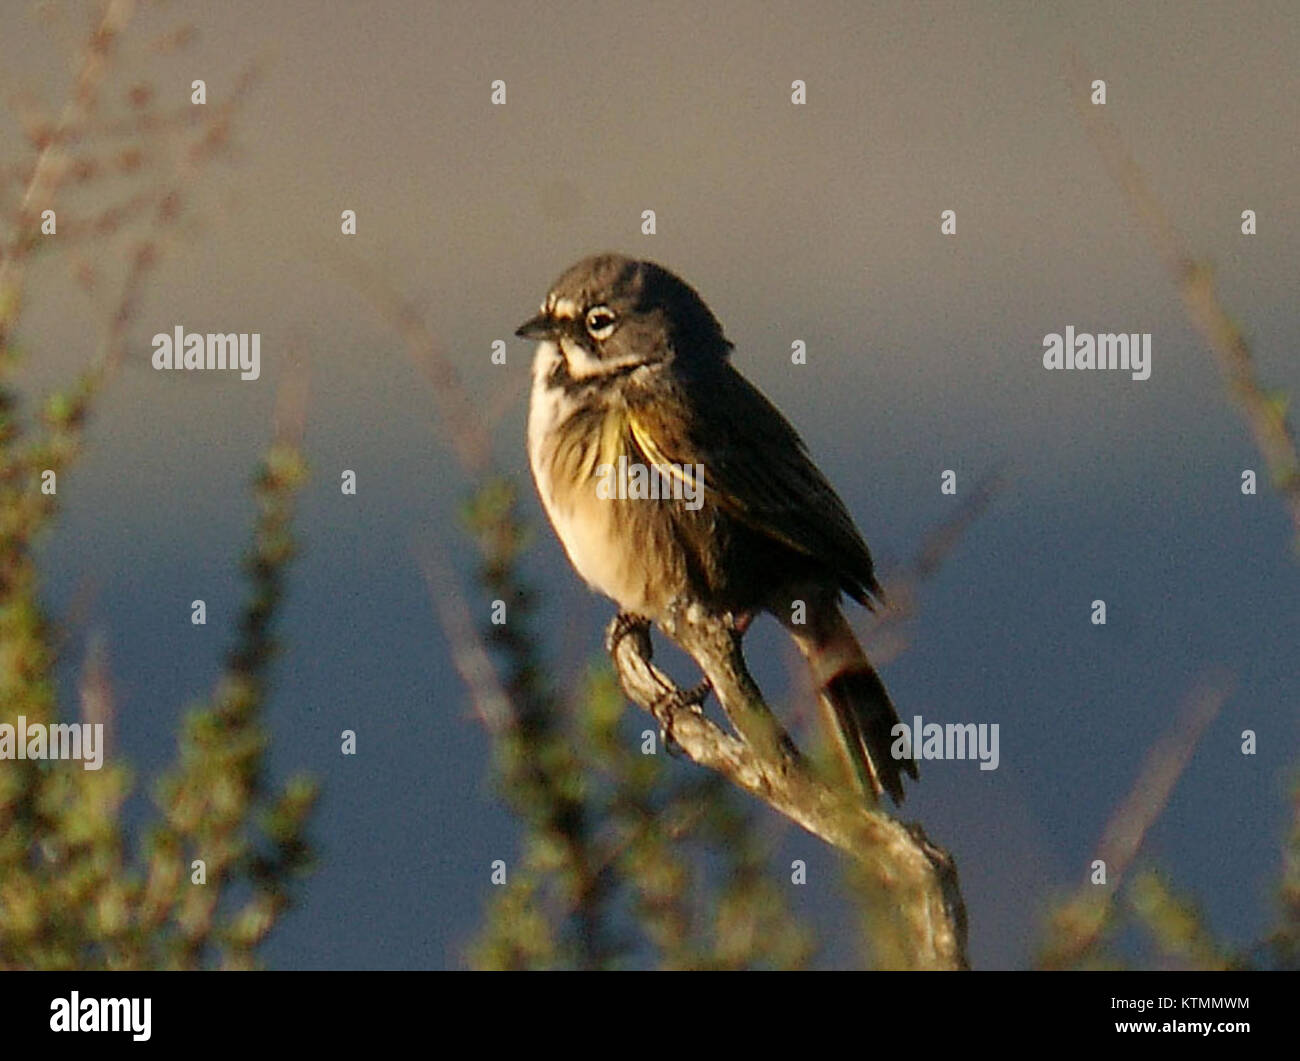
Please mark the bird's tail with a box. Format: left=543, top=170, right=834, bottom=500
left=784, top=603, right=916, bottom=804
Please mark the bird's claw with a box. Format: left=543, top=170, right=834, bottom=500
left=654, top=678, right=711, bottom=756
left=606, top=610, right=710, bottom=759
left=605, top=611, right=651, bottom=656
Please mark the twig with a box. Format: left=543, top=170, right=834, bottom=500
left=864, top=465, right=1006, bottom=667
left=1038, top=674, right=1231, bottom=968
left=1067, top=49, right=1300, bottom=554
left=0, top=0, right=135, bottom=281
left=1096, top=676, right=1230, bottom=887
left=312, top=246, right=497, bottom=475
left=414, top=540, right=513, bottom=735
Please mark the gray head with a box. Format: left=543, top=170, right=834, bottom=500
left=516, top=254, right=732, bottom=380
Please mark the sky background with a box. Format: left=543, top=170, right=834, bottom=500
left=3, top=0, right=1298, bottom=968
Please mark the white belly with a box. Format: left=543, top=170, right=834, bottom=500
left=527, top=342, right=660, bottom=614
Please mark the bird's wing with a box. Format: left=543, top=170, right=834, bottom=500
left=625, top=363, right=881, bottom=605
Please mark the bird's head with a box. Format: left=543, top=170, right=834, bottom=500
left=516, top=254, right=732, bottom=380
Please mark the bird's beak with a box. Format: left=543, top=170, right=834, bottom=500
left=515, top=313, right=556, bottom=341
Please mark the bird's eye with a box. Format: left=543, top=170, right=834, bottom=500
left=585, top=306, right=617, bottom=340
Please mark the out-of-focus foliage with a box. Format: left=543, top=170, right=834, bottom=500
left=462, top=478, right=814, bottom=969
left=0, top=4, right=315, bottom=971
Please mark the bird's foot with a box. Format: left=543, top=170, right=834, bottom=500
left=605, top=611, right=651, bottom=657
left=654, top=677, right=712, bottom=756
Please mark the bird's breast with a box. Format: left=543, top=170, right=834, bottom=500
left=527, top=344, right=686, bottom=615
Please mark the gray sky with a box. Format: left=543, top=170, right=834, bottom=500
left=4, top=0, right=1298, bottom=967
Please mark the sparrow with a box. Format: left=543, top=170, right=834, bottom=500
left=518, top=254, right=915, bottom=802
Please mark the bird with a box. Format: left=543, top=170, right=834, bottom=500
left=517, top=253, right=916, bottom=803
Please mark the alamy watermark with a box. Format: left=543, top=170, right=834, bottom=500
left=0, top=717, right=104, bottom=770
left=50, top=993, right=150, bottom=1041
left=891, top=715, right=999, bottom=771
left=151, top=326, right=261, bottom=380
left=596, top=455, right=705, bottom=511
left=1042, top=326, right=1151, bottom=381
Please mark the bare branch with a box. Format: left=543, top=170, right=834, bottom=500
left=414, top=540, right=514, bottom=735
left=608, top=606, right=968, bottom=970
left=1096, top=676, right=1231, bottom=886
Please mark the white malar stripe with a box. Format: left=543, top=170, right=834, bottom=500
left=557, top=336, right=606, bottom=379
left=558, top=336, right=649, bottom=381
